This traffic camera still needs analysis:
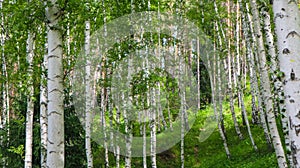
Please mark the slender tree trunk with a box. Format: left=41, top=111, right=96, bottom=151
left=273, top=1, right=300, bottom=167
left=40, top=39, right=48, bottom=168
left=210, top=38, right=231, bottom=159
left=0, top=0, right=3, bottom=132
left=24, top=31, right=35, bottom=168
left=237, top=0, right=258, bottom=151
left=214, top=2, right=226, bottom=135
left=261, top=5, right=281, bottom=117
left=124, top=49, right=132, bottom=168
left=150, top=88, right=157, bottom=168
left=85, top=20, right=93, bottom=168
left=1, top=0, right=10, bottom=165
left=240, top=4, right=259, bottom=125
left=45, top=0, right=64, bottom=166
left=250, top=0, right=287, bottom=167
left=116, top=106, right=121, bottom=168
left=101, top=1, right=110, bottom=166
left=0, top=0, right=8, bottom=166
left=235, top=3, right=246, bottom=125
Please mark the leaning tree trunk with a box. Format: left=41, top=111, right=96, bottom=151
left=249, top=0, right=287, bottom=167
left=273, top=1, right=300, bottom=167
left=245, top=2, right=271, bottom=147
left=45, top=0, right=64, bottom=167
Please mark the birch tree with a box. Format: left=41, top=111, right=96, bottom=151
left=0, top=0, right=7, bottom=166
left=237, top=0, right=258, bottom=151
left=40, top=39, right=48, bottom=168
left=85, top=20, right=93, bottom=168
left=225, top=1, right=243, bottom=139
left=24, top=30, right=35, bottom=168
left=249, top=0, right=287, bottom=167
left=273, top=0, right=300, bottom=167
left=45, top=0, right=64, bottom=167
left=244, top=2, right=271, bottom=146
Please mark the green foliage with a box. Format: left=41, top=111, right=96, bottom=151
left=0, top=0, right=282, bottom=167
left=7, top=145, right=24, bottom=158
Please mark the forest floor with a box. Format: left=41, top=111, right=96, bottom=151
left=140, top=96, right=277, bottom=167
left=94, top=94, right=278, bottom=167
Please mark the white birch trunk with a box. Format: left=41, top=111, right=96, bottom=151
left=101, top=0, right=110, bottom=166
left=178, top=56, right=185, bottom=168
left=40, top=40, right=48, bottom=168
left=115, top=42, right=122, bottom=168
left=225, top=2, right=243, bottom=140
left=150, top=88, right=157, bottom=168
left=196, top=38, right=201, bottom=111
left=1, top=0, right=9, bottom=165
left=210, top=39, right=231, bottom=159
left=262, top=2, right=291, bottom=160
left=250, top=0, right=287, bottom=167
left=237, top=0, right=258, bottom=151
left=0, top=0, right=3, bottom=131
left=124, top=49, right=132, bottom=168
left=45, top=0, right=64, bottom=166
left=142, top=122, right=147, bottom=168
left=85, top=20, right=93, bottom=168
left=244, top=2, right=271, bottom=146
left=0, top=0, right=3, bottom=130
left=0, top=0, right=8, bottom=166
left=241, top=8, right=259, bottom=124
left=116, top=107, right=121, bottom=168
left=24, top=32, right=35, bottom=168
left=273, top=1, right=300, bottom=167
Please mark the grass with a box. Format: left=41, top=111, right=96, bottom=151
left=153, top=105, right=278, bottom=168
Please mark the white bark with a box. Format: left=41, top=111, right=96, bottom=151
left=225, top=2, right=243, bottom=140
left=101, top=0, right=109, bottom=166
left=0, top=0, right=3, bottom=130
left=115, top=41, right=121, bottom=168
left=196, top=39, right=201, bottom=110
left=150, top=88, right=157, bottom=168
left=210, top=38, right=230, bottom=159
left=124, top=50, right=132, bottom=168
left=262, top=2, right=290, bottom=160
left=235, top=4, right=245, bottom=124
left=40, top=39, right=48, bottom=168
left=24, top=32, right=35, bottom=168
left=0, top=0, right=8, bottom=166
left=142, top=122, right=146, bottom=168
left=45, top=0, right=64, bottom=167
left=85, top=20, right=93, bottom=168
left=244, top=2, right=271, bottom=146
left=116, top=107, right=121, bottom=168
left=237, top=0, right=258, bottom=151
left=273, top=1, right=300, bottom=167
left=250, top=0, right=287, bottom=167
left=213, top=4, right=226, bottom=134
left=1, top=1, right=9, bottom=140
left=0, top=0, right=2, bottom=131
left=179, top=61, right=185, bottom=168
